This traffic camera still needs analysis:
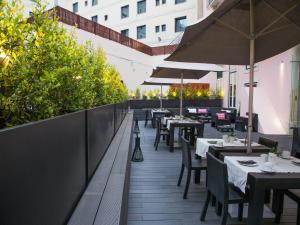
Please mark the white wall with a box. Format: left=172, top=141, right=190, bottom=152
left=62, top=24, right=165, bottom=92
left=63, top=0, right=201, bottom=47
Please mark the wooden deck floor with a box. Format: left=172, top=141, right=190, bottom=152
left=128, top=123, right=297, bottom=225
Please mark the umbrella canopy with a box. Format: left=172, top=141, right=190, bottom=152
left=168, top=0, right=300, bottom=64
left=151, top=61, right=225, bottom=79
left=150, top=61, right=225, bottom=117
left=167, top=0, right=300, bottom=153
left=141, top=78, right=201, bottom=85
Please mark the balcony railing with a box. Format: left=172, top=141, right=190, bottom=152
left=53, top=6, right=177, bottom=56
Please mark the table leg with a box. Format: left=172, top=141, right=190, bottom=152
left=272, top=189, right=284, bottom=223
left=194, top=170, right=200, bottom=184
left=169, top=125, right=174, bottom=152
left=247, top=182, right=265, bottom=225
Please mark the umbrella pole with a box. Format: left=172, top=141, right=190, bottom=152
left=247, top=0, right=255, bottom=154
left=160, top=85, right=163, bottom=109
left=180, top=72, right=183, bottom=118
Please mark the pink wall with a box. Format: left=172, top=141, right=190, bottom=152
left=236, top=50, right=292, bottom=134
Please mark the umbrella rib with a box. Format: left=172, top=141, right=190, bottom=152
left=258, top=24, right=294, bottom=37
left=212, top=16, right=250, bottom=40
left=257, top=0, right=300, bottom=38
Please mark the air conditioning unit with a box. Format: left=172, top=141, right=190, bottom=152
left=208, top=0, right=224, bottom=10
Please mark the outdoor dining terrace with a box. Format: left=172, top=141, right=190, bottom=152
left=128, top=110, right=299, bottom=225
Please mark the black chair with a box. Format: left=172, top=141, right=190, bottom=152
left=258, top=137, right=278, bottom=150
left=154, top=118, right=169, bottom=150
left=177, top=136, right=207, bottom=199
left=275, top=189, right=300, bottom=225
left=200, top=152, right=247, bottom=225
left=285, top=190, right=300, bottom=225
left=144, top=110, right=150, bottom=127
left=183, top=121, right=205, bottom=146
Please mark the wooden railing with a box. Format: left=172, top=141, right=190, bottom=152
left=54, top=6, right=177, bottom=56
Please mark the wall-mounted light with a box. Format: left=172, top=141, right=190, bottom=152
left=280, top=60, right=285, bottom=76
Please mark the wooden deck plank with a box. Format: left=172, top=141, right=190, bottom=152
left=128, top=123, right=297, bottom=225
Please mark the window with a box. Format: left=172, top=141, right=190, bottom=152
left=85, top=1, right=88, bottom=6
left=104, top=15, right=108, bottom=21
left=92, top=0, right=98, bottom=6
left=155, top=25, right=160, bottom=33
left=137, top=25, right=146, bottom=39
left=91, top=15, right=98, bottom=23
left=175, top=0, right=185, bottom=4
left=161, top=24, right=166, bottom=31
left=137, top=0, right=146, bottom=14
left=162, top=0, right=166, bottom=4
left=121, top=5, right=129, bottom=19
left=156, top=0, right=160, bottom=6
left=121, top=29, right=129, bottom=37
left=175, top=16, right=187, bottom=32
left=228, top=67, right=237, bottom=108
left=73, top=2, right=78, bottom=13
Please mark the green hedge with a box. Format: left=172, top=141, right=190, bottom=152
left=0, top=0, right=128, bottom=127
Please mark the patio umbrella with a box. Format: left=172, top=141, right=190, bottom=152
left=167, top=0, right=300, bottom=153
left=141, top=78, right=200, bottom=108
left=151, top=61, right=225, bottom=117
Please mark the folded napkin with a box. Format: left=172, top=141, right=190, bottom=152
left=237, top=160, right=257, bottom=165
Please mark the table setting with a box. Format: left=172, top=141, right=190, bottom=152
left=196, top=135, right=261, bottom=158
left=224, top=153, right=300, bottom=193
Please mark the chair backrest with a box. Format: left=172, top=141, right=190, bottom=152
left=180, top=136, right=192, bottom=169
left=145, top=110, right=149, bottom=119
left=292, top=128, right=300, bottom=158
left=258, top=137, right=278, bottom=150
left=206, top=152, right=229, bottom=203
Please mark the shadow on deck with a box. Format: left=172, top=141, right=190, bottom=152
left=128, top=122, right=296, bottom=225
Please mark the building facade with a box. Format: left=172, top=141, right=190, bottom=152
left=203, top=0, right=300, bottom=135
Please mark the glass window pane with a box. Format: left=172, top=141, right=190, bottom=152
left=137, top=25, right=146, bottom=39
left=175, top=0, right=185, bottom=4
left=175, top=16, right=186, bottom=32
left=73, top=2, right=78, bottom=13
left=137, top=0, right=146, bottom=14
left=92, top=0, right=98, bottom=6
left=156, top=0, right=160, bottom=6
left=155, top=25, right=160, bottom=33
left=161, top=24, right=166, bottom=32
left=121, top=5, right=129, bottom=18
left=162, top=0, right=166, bottom=4
left=121, top=29, right=129, bottom=37
left=91, top=15, right=98, bottom=23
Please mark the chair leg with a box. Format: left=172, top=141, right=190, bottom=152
left=200, top=191, right=211, bottom=221
left=177, top=164, right=184, bottom=186
left=183, top=169, right=191, bottom=199
left=221, top=204, right=228, bottom=225
left=297, top=203, right=300, bottom=225
left=238, top=203, right=244, bottom=221
left=155, top=135, right=160, bottom=150
left=216, top=202, right=222, bottom=216
left=154, top=134, right=158, bottom=147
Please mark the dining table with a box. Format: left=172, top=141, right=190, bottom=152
left=196, top=138, right=270, bottom=158
left=164, top=117, right=203, bottom=152
left=151, top=109, right=171, bottom=128
left=224, top=155, right=300, bottom=225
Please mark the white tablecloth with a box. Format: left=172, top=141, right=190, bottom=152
left=151, top=109, right=170, bottom=117
left=196, top=138, right=260, bottom=158
left=166, top=119, right=199, bottom=130
left=224, top=156, right=300, bottom=193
